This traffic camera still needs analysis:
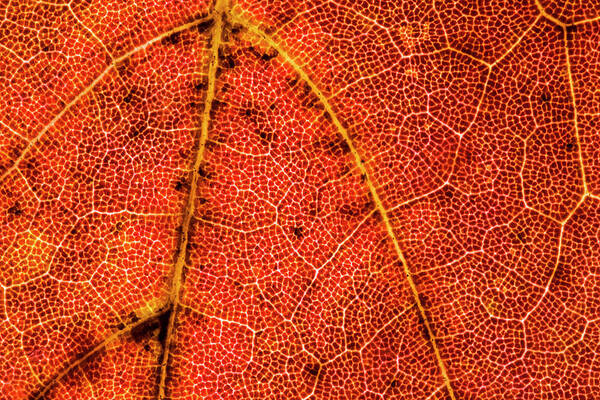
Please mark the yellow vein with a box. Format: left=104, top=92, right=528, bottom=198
left=231, top=13, right=457, bottom=400
left=563, top=26, right=589, bottom=195
left=31, top=311, right=166, bottom=400
left=0, top=14, right=214, bottom=185
left=156, top=1, right=227, bottom=398
left=535, top=0, right=600, bottom=27
left=534, top=0, right=565, bottom=27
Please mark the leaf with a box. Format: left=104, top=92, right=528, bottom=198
left=1, top=0, right=599, bottom=399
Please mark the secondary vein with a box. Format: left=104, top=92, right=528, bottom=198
left=156, top=0, right=227, bottom=398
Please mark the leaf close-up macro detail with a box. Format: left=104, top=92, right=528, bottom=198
left=1, top=0, right=600, bottom=399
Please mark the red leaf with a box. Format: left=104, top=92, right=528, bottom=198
left=1, top=0, right=599, bottom=399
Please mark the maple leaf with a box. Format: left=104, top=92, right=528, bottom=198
left=1, top=0, right=600, bottom=399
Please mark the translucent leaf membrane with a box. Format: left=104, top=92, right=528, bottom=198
left=538, top=0, right=600, bottom=24
left=44, top=335, right=161, bottom=400
left=435, top=0, right=540, bottom=62
left=0, top=5, right=211, bottom=398
left=2, top=0, right=600, bottom=399
left=169, top=30, right=444, bottom=399
left=569, top=20, right=600, bottom=195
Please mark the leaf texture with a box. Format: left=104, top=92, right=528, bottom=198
left=1, top=0, right=600, bottom=399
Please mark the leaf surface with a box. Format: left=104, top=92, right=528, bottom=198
left=1, top=0, right=600, bottom=399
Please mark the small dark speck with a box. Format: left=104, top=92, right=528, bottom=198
left=194, top=81, right=207, bottom=92
left=566, top=25, right=577, bottom=41
left=162, top=31, right=181, bottom=45
left=7, top=204, right=22, bottom=215
left=195, top=18, right=214, bottom=34
left=223, top=55, right=236, bottom=69
left=260, top=50, right=278, bottom=61
left=305, top=363, right=320, bottom=377
left=540, top=92, right=550, bottom=102
left=292, top=226, right=304, bottom=238
left=566, top=142, right=575, bottom=151
left=174, top=177, right=188, bottom=192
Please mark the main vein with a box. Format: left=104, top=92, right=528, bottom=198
left=230, top=13, right=457, bottom=400
left=156, top=0, right=227, bottom=398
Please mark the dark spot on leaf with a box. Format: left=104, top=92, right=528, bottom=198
left=371, top=210, right=382, bottom=221
left=194, top=80, right=207, bottom=92
left=162, top=31, right=181, bottom=45
left=195, top=18, right=214, bottom=33
left=540, top=92, right=551, bottom=103
left=248, top=46, right=262, bottom=59
left=221, top=53, right=236, bottom=69
left=566, top=25, right=577, bottom=42
left=174, top=176, right=189, bottom=192
left=258, top=129, right=276, bottom=143
left=231, top=24, right=242, bottom=34
left=143, top=344, right=152, bottom=352
left=131, top=318, right=160, bottom=343
left=210, top=99, right=225, bottom=114
left=292, top=226, right=304, bottom=238
left=390, top=379, right=398, bottom=388
left=129, top=312, right=140, bottom=323
left=157, top=308, right=172, bottom=345
left=305, top=363, right=320, bottom=377
left=7, top=204, right=22, bottom=216
left=566, top=142, right=575, bottom=151
left=301, top=81, right=312, bottom=96
left=260, top=50, right=278, bottom=62
left=117, top=323, right=125, bottom=330
left=198, top=165, right=208, bottom=178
